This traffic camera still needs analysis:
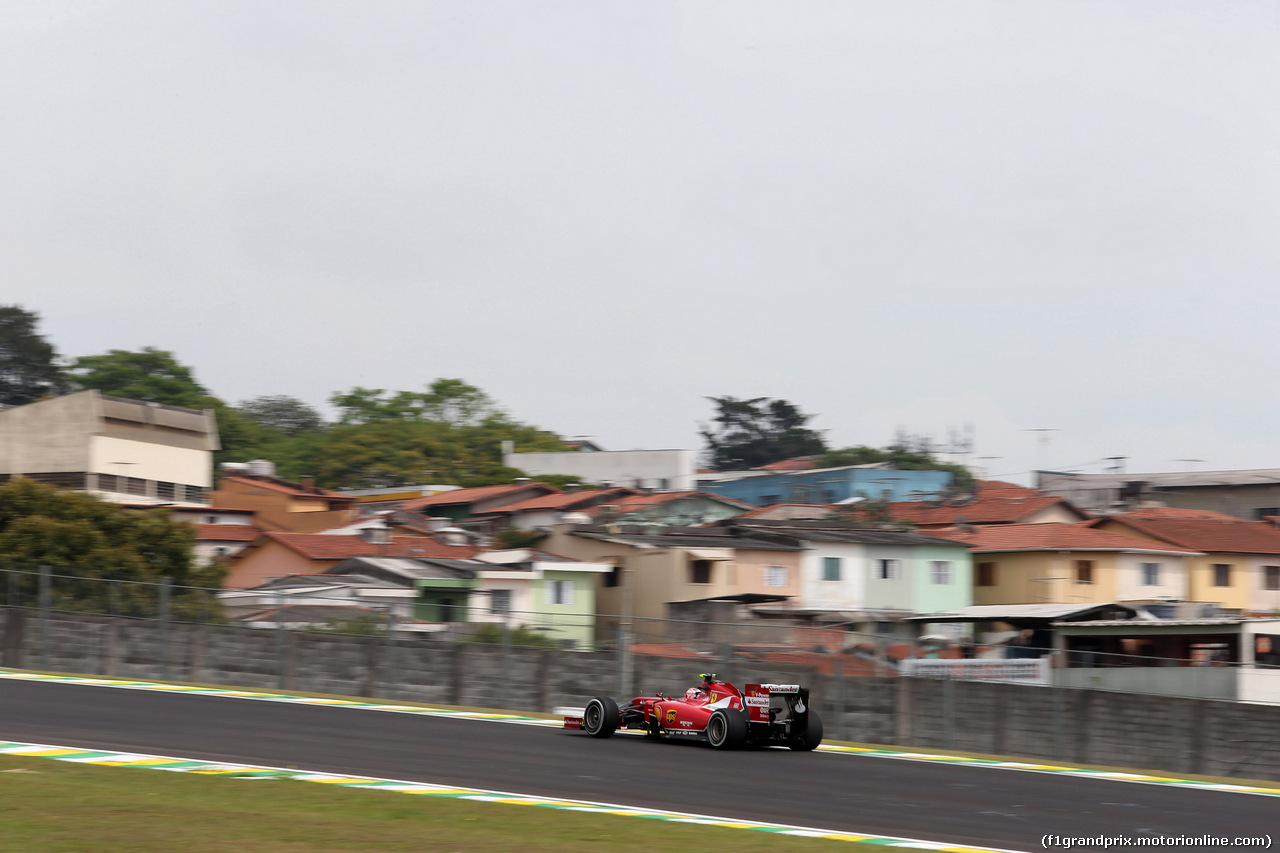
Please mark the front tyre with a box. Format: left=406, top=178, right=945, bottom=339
left=583, top=697, right=620, bottom=738
left=789, top=710, right=823, bottom=751
left=706, top=708, right=747, bottom=750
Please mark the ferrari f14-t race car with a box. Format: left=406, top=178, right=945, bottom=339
left=564, top=673, right=822, bottom=750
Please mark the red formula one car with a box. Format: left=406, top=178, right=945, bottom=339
left=564, top=673, right=823, bottom=751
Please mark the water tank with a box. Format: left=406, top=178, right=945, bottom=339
left=436, top=527, right=470, bottom=546
left=247, top=459, right=276, bottom=478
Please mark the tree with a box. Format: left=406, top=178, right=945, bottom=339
left=0, top=305, right=67, bottom=406
left=700, top=396, right=827, bottom=471
left=0, top=479, right=225, bottom=618
left=308, top=379, right=567, bottom=489
left=329, top=379, right=500, bottom=426
left=235, top=395, right=325, bottom=436
left=68, top=347, right=208, bottom=408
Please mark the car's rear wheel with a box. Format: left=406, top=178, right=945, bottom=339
left=583, top=696, right=620, bottom=738
left=706, top=708, right=747, bottom=749
left=788, top=710, right=823, bottom=751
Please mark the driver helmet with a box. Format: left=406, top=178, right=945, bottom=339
left=684, top=687, right=704, bottom=702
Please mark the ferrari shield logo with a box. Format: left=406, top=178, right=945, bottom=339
left=665, top=708, right=677, bottom=724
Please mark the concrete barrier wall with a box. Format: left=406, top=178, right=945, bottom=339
left=5, top=608, right=1280, bottom=781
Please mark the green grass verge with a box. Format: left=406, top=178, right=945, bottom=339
left=0, top=755, right=879, bottom=852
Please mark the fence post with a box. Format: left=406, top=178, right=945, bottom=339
left=382, top=612, right=398, bottom=700
left=158, top=577, right=172, bottom=681
left=275, top=624, right=289, bottom=690
left=500, top=618, right=511, bottom=697
left=38, top=566, right=50, bottom=671
left=616, top=623, right=628, bottom=697
left=942, top=674, right=955, bottom=750
left=718, top=641, right=733, bottom=685
left=1052, top=685, right=1067, bottom=761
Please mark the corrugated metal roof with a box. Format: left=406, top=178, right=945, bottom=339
left=907, top=603, right=1139, bottom=622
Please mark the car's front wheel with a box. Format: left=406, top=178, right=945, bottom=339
left=583, top=696, right=620, bottom=738
left=706, top=708, right=747, bottom=749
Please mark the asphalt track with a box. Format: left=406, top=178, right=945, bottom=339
left=0, top=678, right=1274, bottom=851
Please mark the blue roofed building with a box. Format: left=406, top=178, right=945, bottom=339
left=697, top=464, right=953, bottom=508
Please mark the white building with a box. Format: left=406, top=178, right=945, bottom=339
left=0, top=390, right=219, bottom=506
left=502, top=441, right=695, bottom=491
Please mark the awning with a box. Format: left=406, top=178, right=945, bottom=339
left=685, top=548, right=734, bottom=561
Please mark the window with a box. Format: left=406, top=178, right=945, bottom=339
left=690, top=560, right=713, bottom=584
left=1075, top=560, right=1094, bottom=584
left=490, top=590, right=512, bottom=614
left=977, top=562, right=996, bottom=587
left=1254, top=508, right=1280, bottom=521
left=874, top=559, right=900, bottom=580
left=604, top=566, right=621, bottom=588
left=822, top=557, right=842, bottom=581
left=1266, top=566, right=1280, bottom=591
left=548, top=580, right=574, bottom=605
left=930, top=561, right=952, bottom=584
left=761, top=495, right=781, bottom=506
left=1213, top=563, right=1232, bottom=587
left=1141, top=563, right=1161, bottom=586
left=764, top=566, right=787, bottom=587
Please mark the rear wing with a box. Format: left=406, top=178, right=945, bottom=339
left=742, top=683, right=804, bottom=724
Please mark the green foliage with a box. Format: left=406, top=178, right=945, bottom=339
left=531, top=474, right=598, bottom=491
left=68, top=347, right=209, bottom=408
left=464, top=621, right=559, bottom=649
left=819, top=445, right=975, bottom=492
left=458, top=466, right=529, bottom=488
left=330, top=378, right=499, bottom=427
left=0, top=305, right=67, bottom=406
left=700, top=396, right=827, bottom=471
left=494, top=528, right=545, bottom=549
left=0, top=479, right=225, bottom=618
left=235, top=395, right=326, bottom=436
left=301, top=383, right=567, bottom=489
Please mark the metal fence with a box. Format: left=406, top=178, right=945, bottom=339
left=0, top=562, right=1272, bottom=703
left=5, top=563, right=1280, bottom=779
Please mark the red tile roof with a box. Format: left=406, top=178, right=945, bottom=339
left=249, top=532, right=477, bottom=561
left=1088, top=509, right=1280, bottom=555
left=195, top=524, right=261, bottom=542
left=594, top=491, right=754, bottom=512
left=847, top=480, right=1085, bottom=527
left=929, top=522, right=1201, bottom=554
left=398, top=483, right=556, bottom=512
left=470, top=487, right=637, bottom=514
left=218, top=475, right=350, bottom=500
left=738, top=504, right=832, bottom=519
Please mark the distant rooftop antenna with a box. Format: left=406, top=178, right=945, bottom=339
left=1105, top=456, right=1128, bottom=474
left=1024, top=429, right=1059, bottom=471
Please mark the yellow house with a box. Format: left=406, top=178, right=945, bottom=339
left=929, top=523, right=1201, bottom=606
left=1087, top=508, right=1280, bottom=613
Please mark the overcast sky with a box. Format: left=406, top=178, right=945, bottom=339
left=3, top=1, right=1277, bottom=484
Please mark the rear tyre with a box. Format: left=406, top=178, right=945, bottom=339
left=789, top=710, right=823, bottom=751
left=583, top=696, right=620, bottom=738
left=706, top=708, right=747, bottom=750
